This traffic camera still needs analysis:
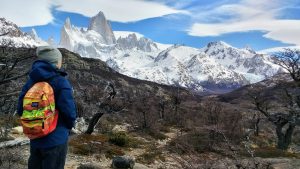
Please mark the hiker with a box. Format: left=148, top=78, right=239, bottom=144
left=17, top=46, right=76, bottom=169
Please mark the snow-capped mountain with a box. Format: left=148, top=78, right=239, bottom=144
left=0, top=18, right=47, bottom=47
left=88, top=12, right=116, bottom=45
left=57, top=12, right=283, bottom=92
left=0, top=13, right=283, bottom=92
left=59, top=16, right=118, bottom=61
left=28, top=28, right=48, bottom=46
left=201, top=41, right=282, bottom=83
left=116, top=33, right=158, bottom=52
left=114, top=31, right=171, bottom=50
left=133, top=45, right=249, bottom=91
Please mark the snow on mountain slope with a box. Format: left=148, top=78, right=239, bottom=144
left=114, top=31, right=144, bottom=39
left=59, top=17, right=117, bottom=61
left=116, top=33, right=158, bottom=52
left=133, top=45, right=249, bottom=91
left=114, top=31, right=172, bottom=50
left=57, top=11, right=283, bottom=92
left=187, top=54, right=248, bottom=86
left=0, top=18, right=47, bottom=47
left=201, top=41, right=282, bottom=83
left=155, top=45, right=200, bottom=63
left=114, top=45, right=249, bottom=91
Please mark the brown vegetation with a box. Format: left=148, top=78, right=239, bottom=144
left=1, top=46, right=300, bottom=168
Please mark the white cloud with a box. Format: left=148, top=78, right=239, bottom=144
left=0, top=0, right=185, bottom=27
left=188, top=0, right=300, bottom=46
left=0, top=0, right=53, bottom=27
left=53, top=0, right=186, bottom=22
left=55, top=0, right=184, bottom=22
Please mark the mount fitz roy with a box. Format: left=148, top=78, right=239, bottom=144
left=59, top=12, right=282, bottom=92
left=0, top=12, right=283, bottom=92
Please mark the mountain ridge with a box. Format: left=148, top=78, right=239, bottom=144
left=0, top=14, right=284, bottom=93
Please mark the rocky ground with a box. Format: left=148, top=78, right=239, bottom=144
left=0, top=126, right=299, bottom=169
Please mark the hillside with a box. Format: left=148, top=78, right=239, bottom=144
left=1, top=47, right=300, bottom=168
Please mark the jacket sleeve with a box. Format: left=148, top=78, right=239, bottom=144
left=17, top=80, right=32, bottom=116
left=55, top=77, right=76, bottom=129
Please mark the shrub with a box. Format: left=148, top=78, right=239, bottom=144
left=109, top=132, right=129, bottom=147
left=69, top=134, right=108, bottom=155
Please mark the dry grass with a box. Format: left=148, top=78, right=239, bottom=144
left=69, top=132, right=146, bottom=158
left=253, top=147, right=300, bottom=158
left=69, top=134, right=124, bottom=158
left=136, top=144, right=165, bottom=164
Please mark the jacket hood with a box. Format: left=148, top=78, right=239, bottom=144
left=29, top=60, right=67, bottom=82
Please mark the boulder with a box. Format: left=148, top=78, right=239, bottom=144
left=73, top=117, right=88, bottom=133
left=112, top=124, right=130, bottom=133
left=77, top=163, right=103, bottom=169
left=111, top=156, right=135, bottom=169
left=11, top=126, right=23, bottom=134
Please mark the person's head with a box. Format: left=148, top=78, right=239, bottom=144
left=36, top=46, right=62, bottom=69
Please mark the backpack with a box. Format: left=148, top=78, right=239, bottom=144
left=21, top=82, right=58, bottom=139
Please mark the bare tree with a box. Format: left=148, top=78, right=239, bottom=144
left=201, top=100, right=244, bottom=147
left=252, top=90, right=297, bottom=150
left=250, top=49, right=300, bottom=150
left=0, top=53, right=32, bottom=87
left=85, top=82, right=118, bottom=134
left=0, top=47, right=35, bottom=140
left=274, top=48, right=300, bottom=84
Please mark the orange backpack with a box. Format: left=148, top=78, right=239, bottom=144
left=21, top=82, right=58, bottom=139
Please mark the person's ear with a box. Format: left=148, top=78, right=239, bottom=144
left=57, top=60, right=62, bottom=69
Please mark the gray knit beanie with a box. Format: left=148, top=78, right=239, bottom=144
left=36, top=46, right=62, bottom=67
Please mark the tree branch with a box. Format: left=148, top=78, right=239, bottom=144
left=0, top=71, right=28, bottom=85
left=0, top=91, right=19, bottom=98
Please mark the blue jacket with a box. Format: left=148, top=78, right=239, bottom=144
left=17, top=60, right=76, bottom=148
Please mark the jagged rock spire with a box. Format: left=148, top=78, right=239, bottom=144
left=88, top=11, right=116, bottom=45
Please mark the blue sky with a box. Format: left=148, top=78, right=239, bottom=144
left=1, top=0, right=300, bottom=50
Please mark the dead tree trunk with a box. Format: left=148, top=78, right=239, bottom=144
left=252, top=94, right=298, bottom=150
left=85, top=113, right=104, bottom=134
left=84, top=82, right=116, bottom=134
left=142, top=111, right=147, bottom=128
left=254, top=118, right=260, bottom=136
left=159, top=99, right=165, bottom=120
left=276, top=123, right=295, bottom=150
left=251, top=113, right=261, bottom=136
